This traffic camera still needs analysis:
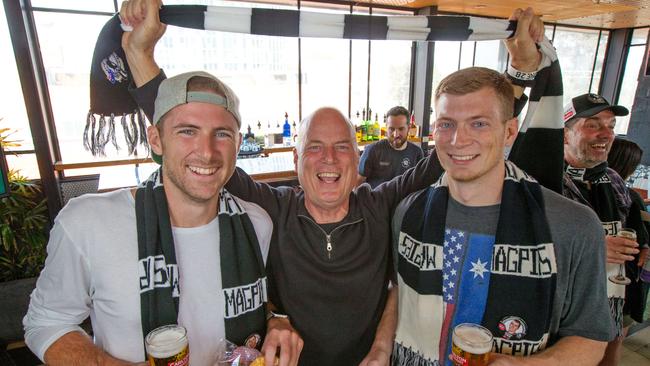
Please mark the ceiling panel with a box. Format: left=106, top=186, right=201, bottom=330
left=343, top=0, right=650, bottom=29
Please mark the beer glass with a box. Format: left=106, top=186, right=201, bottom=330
left=145, top=324, right=190, bottom=366
left=450, top=323, right=493, bottom=366
left=608, top=228, right=635, bottom=285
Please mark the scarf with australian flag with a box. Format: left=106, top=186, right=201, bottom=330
left=392, top=162, right=557, bottom=366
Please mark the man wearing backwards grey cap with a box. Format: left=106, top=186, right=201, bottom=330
left=23, top=71, right=275, bottom=366
left=562, top=93, right=640, bottom=366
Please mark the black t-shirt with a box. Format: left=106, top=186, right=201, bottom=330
left=358, top=140, right=424, bottom=188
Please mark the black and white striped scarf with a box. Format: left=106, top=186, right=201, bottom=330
left=393, top=162, right=556, bottom=365
left=88, top=4, right=518, bottom=156
left=135, top=169, right=267, bottom=349
left=562, top=162, right=632, bottom=336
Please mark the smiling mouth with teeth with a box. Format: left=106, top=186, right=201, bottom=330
left=317, top=172, right=341, bottom=182
left=188, top=166, right=217, bottom=175
left=590, top=144, right=607, bottom=149
left=450, top=154, right=477, bottom=161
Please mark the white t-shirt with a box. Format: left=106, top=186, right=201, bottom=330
left=23, top=189, right=272, bottom=364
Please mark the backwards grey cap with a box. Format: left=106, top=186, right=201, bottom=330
left=151, top=71, right=241, bottom=164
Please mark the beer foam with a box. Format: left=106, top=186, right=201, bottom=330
left=146, top=327, right=188, bottom=358
left=454, top=326, right=493, bottom=354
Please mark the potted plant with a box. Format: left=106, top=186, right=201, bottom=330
left=0, top=121, right=48, bottom=360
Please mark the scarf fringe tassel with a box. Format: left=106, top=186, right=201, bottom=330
left=84, top=109, right=149, bottom=157
left=392, top=342, right=439, bottom=366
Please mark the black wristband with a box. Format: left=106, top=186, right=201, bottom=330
left=506, top=64, right=537, bottom=87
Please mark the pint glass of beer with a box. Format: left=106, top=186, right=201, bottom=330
left=145, top=324, right=190, bottom=366
left=450, top=323, right=493, bottom=366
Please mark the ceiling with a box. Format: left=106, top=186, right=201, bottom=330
left=345, top=0, right=650, bottom=29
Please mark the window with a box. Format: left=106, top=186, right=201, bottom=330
left=301, top=37, right=349, bottom=118
left=350, top=39, right=369, bottom=118
left=430, top=39, right=504, bottom=116
left=615, top=28, right=648, bottom=135
left=368, top=40, right=411, bottom=120
left=0, top=3, right=39, bottom=178
left=34, top=11, right=114, bottom=165
left=552, top=27, right=603, bottom=105
left=590, top=31, right=609, bottom=93
left=159, top=26, right=300, bottom=133
left=31, top=0, right=115, bottom=12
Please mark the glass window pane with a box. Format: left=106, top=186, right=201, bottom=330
left=473, top=40, right=504, bottom=71
left=591, top=31, right=609, bottom=93
left=5, top=153, right=40, bottom=180
left=301, top=37, right=349, bottom=118
left=631, top=28, right=649, bottom=46
left=615, top=46, right=645, bottom=135
left=369, top=40, right=411, bottom=121
left=160, top=25, right=300, bottom=132
left=431, top=41, right=460, bottom=115
left=0, top=4, right=34, bottom=154
left=31, top=0, right=115, bottom=12
left=34, top=12, right=117, bottom=163
left=552, top=26, right=601, bottom=105
left=351, top=40, right=368, bottom=119
left=459, top=41, right=474, bottom=69
left=545, top=25, right=555, bottom=42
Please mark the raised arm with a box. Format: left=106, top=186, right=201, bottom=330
left=121, top=0, right=168, bottom=120
left=372, top=149, right=444, bottom=212
left=120, top=0, right=165, bottom=88
left=504, top=8, right=564, bottom=193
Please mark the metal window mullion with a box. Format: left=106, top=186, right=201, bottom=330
left=297, top=0, right=302, bottom=121
left=30, top=6, right=113, bottom=16
left=472, top=41, right=477, bottom=67
left=589, top=30, right=603, bottom=93
left=366, top=6, right=372, bottom=114
left=348, top=3, right=352, bottom=118
left=4, top=0, right=63, bottom=220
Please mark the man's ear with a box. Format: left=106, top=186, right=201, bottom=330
left=293, top=148, right=298, bottom=173
left=148, top=124, right=163, bottom=157
left=504, top=117, right=519, bottom=147
left=563, top=127, right=570, bottom=145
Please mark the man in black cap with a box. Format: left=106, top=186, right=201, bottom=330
left=562, top=93, right=641, bottom=366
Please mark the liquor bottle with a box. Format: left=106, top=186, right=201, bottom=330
left=283, top=112, right=292, bottom=146
left=292, top=120, right=298, bottom=142
left=265, top=121, right=273, bottom=147
left=373, top=113, right=380, bottom=141
left=361, top=108, right=368, bottom=142
left=244, top=124, right=255, bottom=142
left=366, top=108, right=374, bottom=142
left=409, top=113, right=418, bottom=139
left=354, top=111, right=362, bottom=142
left=381, top=114, right=387, bottom=139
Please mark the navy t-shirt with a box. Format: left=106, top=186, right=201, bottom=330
left=359, top=140, right=424, bottom=188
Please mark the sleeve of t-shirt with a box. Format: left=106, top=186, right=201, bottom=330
left=358, top=144, right=374, bottom=178
left=372, top=148, right=444, bottom=212
left=23, top=219, right=92, bottom=362
left=557, top=206, right=615, bottom=342
left=129, top=70, right=167, bottom=122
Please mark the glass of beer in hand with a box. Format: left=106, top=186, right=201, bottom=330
left=145, top=325, right=190, bottom=366
left=608, top=228, right=636, bottom=285
left=450, top=323, right=493, bottom=366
